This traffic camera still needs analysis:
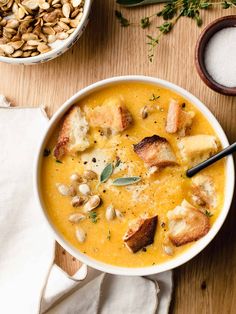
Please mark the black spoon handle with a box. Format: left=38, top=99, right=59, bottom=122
left=186, top=142, right=236, bottom=178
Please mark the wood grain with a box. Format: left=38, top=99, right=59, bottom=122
left=1, top=1, right=235, bottom=312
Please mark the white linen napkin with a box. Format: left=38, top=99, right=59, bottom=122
left=0, top=98, right=173, bottom=314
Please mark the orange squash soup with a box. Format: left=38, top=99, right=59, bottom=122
left=41, top=82, right=225, bottom=267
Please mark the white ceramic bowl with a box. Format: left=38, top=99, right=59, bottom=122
left=0, top=0, right=92, bottom=65
left=34, top=75, right=235, bottom=276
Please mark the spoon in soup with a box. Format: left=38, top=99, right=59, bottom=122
left=186, top=142, right=236, bottom=178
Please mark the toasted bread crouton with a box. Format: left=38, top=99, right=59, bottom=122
left=54, top=106, right=90, bottom=160
left=133, top=135, right=177, bottom=168
left=166, top=99, right=195, bottom=136
left=167, top=199, right=210, bottom=246
left=123, top=215, right=158, bottom=253
left=88, top=97, right=133, bottom=133
left=178, top=135, right=218, bottom=167
left=191, top=175, right=217, bottom=209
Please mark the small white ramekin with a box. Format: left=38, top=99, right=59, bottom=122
left=0, top=0, right=92, bottom=65
left=34, top=76, right=235, bottom=276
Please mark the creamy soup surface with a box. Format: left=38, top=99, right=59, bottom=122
left=41, top=83, right=225, bottom=268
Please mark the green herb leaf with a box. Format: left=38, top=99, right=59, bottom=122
left=141, top=17, right=150, bottom=29
left=158, top=22, right=172, bottom=34
left=43, top=148, right=51, bottom=157
left=205, top=210, right=213, bottom=217
left=222, top=1, right=231, bottom=8
left=115, top=10, right=130, bottom=27
left=149, top=93, right=160, bottom=101
left=100, top=163, right=114, bottom=182
left=116, top=0, right=235, bottom=61
left=112, top=176, right=141, bottom=186
left=89, top=211, right=99, bottom=223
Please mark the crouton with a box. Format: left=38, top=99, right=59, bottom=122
left=166, top=99, right=195, bottom=136
left=191, top=175, right=217, bottom=209
left=123, top=215, right=158, bottom=253
left=88, top=97, right=133, bottom=133
left=178, top=135, right=218, bottom=167
left=54, top=106, right=90, bottom=160
left=133, top=135, right=177, bottom=168
left=167, top=199, right=210, bottom=246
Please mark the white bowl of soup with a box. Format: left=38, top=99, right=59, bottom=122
left=34, top=76, right=234, bottom=276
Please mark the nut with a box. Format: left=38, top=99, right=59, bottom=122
left=56, top=183, right=70, bottom=196
left=68, top=185, right=76, bottom=196
left=22, top=33, right=38, bottom=41
left=68, top=212, right=85, bottom=223
left=37, top=43, right=51, bottom=53
left=115, top=209, right=123, bottom=220
left=163, top=245, right=174, bottom=256
left=0, top=44, right=14, bottom=55
left=75, top=227, right=86, bottom=242
left=71, top=195, right=84, bottom=207
left=83, top=195, right=101, bottom=212
left=70, top=172, right=82, bottom=182
left=141, top=106, right=148, bottom=119
left=105, top=205, right=116, bottom=221
left=72, top=0, right=82, bottom=8
left=83, top=170, right=97, bottom=181
left=0, top=0, right=84, bottom=58
left=56, top=31, right=69, bottom=40
left=62, top=3, right=70, bottom=18
left=78, top=183, right=90, bottom=196
left=47, top=34, right=57, bottom=43
left=11, top=50, right=23, bottom=57
left=9, top=40, right=24, bottom=50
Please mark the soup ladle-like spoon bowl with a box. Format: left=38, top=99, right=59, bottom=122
left=186, top=142, right=236, bottom=178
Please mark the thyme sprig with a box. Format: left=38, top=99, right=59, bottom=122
left=115, top=0, right=236, bottom=61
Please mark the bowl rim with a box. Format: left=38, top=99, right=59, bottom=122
left=34, top=75, right=235, bottom=276
left=0, top=0, right=92, bottom=64
left=195, top=15, right=236, bottom=96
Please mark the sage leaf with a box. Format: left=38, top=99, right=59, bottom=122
left=100, top=163, right=113, bottom=183
left=112, top=176, right=141, bottom=186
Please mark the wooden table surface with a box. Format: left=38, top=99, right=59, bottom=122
left=1, top=1, right=235, bottom=313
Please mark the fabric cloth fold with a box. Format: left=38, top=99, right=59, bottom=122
left=0, top=101, right=173, bottom=314
left=0, top=105, right=55, bottom=314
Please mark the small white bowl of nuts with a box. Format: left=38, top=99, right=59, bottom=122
left=0, top=0, right=91, bottom=64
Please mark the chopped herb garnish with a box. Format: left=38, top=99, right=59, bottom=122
left=149, top=94, right=160, bottom=101
left=115, top=10, right=130, bottom=27
left=100, top=163, right=114, bottom=183
left=89, top=211, right=99, bottom=223
left=56, top=160, right=63, bottom=163
left=112, top=176, right=141, bottom=186
left=205, top=210, right=213, bottom=217
left=107, top=230, right=111, bottom=240
left=43, top=148, right=51, bottom=157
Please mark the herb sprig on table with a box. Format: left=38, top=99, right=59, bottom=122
left=115, top=0, right=236, bottom=61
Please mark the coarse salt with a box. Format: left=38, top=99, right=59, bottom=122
left=204, top=27, right=236, bottom=88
